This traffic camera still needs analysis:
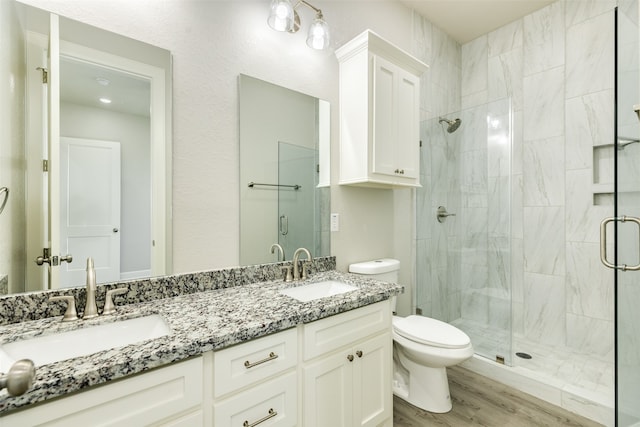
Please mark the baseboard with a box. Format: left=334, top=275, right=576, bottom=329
left=120, top=270, right=152, bottom=281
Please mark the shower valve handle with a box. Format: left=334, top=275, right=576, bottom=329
left=437, top=206, right=456, bottom=223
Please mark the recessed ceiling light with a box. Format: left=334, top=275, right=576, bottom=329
left=96, top=77, right=111, bottom=86
left=99, top=97, right=112, bottom=104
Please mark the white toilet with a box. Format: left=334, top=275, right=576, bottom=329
left=349, top=259, right=474, bottom=413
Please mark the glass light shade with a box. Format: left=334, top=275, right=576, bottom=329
left=267, top=0, right=294, bottom=32
left=306, top=17, right=330, bottom=50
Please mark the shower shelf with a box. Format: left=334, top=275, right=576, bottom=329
left=592, top=183, right=614, bottom=194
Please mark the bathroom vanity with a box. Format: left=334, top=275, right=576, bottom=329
left=0, top=258, right=402, bottom=426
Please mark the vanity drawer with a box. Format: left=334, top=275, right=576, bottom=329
left=213, top=371, right=297, bottom=427
left=303, top=300, right=390, bottom=361
left=213, top=328, right=297, bottom=397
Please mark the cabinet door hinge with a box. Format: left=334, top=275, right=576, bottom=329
left=43, top=159, right=49, bottom=172
left=36, top=67, right=48, bottom=84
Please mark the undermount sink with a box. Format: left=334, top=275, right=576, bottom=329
left=0, top=314, right=170, bottom=368
left=279, top=280, right=358, bottom=302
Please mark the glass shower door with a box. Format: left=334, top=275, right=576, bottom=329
left=614, top=3, right=640, bottom=425
left=277, top=141, right=316, bottom=260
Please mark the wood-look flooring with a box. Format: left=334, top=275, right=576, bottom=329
left=393, top=366, right=604, bottom=427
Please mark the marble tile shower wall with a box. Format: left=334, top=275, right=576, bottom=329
left=411, top=11, right=463, bottom=323
left=460, top=0, right=616, bottom=359
left=413, top=0, right=618, bottom=364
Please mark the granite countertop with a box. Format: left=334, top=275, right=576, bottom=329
left=0, top=270, right=403, bottom=413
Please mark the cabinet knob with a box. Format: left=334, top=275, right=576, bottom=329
left=347, top=354, right=354, bottom=362
left=356, top=350, right=363, bottom=358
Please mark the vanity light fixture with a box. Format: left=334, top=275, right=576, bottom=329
left=267, top=0, right=330, bottom=50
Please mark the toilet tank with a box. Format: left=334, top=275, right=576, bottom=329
left=348, top=258, right=400, bottom=282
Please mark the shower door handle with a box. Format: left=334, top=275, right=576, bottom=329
left=600, top=216, right=640, bottom=271
left=279, top=215, right=288, bottom=236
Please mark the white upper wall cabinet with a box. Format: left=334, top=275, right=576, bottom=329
left=336, top=30, right=428, bottom=189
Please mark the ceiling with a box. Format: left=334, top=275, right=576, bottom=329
left=60, top=57, right=150, bottom=117
left=397, top=0, right=556, bottom=44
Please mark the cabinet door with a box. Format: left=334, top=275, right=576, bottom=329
left=353, top=332, right=392, bottom=427
left=372, top=55, right=398, bottom=178
left=372, top=55, right=420, bottom=182
left=396, top=71, right=420, bottom=179
left=303, top=351, right=353, bottom=427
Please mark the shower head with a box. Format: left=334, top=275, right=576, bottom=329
left=438, top=117, right=461, bottom=133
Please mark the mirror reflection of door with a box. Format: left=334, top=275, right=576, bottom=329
left=15, top=4, right=170, bottom=295
left=57, top=58, right=151, bottom=288
left=25, top=33, right=157, bottom=290
left=277, top=142, right=317, bottom=259
left=59, top=138, right=121, bottom=287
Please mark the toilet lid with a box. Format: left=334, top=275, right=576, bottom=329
left=393, top=315, right=471, bottom=349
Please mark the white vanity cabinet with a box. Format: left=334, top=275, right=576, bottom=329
left=0, top=357, right=204, bottom=427
left=336, top=30, right=428, bottom=189
left=301, top=300, right=392, bottom=427
left=0, top=302, right=396, bottom=427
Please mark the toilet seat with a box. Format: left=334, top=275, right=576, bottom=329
left=393, top=315, right=470, bottom=349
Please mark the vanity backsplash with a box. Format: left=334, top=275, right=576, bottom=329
left=0, top=257, right=336, bottom=326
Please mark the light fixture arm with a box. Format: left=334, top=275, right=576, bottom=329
left=295, top=0, right=323, bottom=18
left=288, top=0, right=325, bottom=34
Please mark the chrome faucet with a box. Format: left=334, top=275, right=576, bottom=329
left=83, top=257, right=99, bottom=319
left=270, top=243, right=285, bottom=262
left=292, top=248, right=312, bottom=281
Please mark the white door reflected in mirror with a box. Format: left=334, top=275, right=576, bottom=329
left=59, top=138, right=121, bottom=287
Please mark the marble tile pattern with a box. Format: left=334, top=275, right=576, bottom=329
left=417, top=0, right=617, bottom=388
left=0, top=260, right=403, bottom=413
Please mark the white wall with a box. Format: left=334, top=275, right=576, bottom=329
left=60, top=102, right=151, bottom=276
left=20, top=0, right=427, bottom=309
left=0, top=0, right=26, bottom=294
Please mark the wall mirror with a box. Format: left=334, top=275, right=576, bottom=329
left=239, top=74, right=330, bottom=265
left=1, top=1, right=172, bottom=295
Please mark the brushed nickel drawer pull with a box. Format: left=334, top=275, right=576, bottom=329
left=243, top=408, right=277, bottom=427
left=244, top=352, right=278, bottom=369
left=356, top=350, right=363, bottom=358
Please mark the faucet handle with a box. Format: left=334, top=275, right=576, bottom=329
left=103, top=288, right=128, bottom=315
left=49, top=295, right=79, bottom=321
left=281, top=266, right=293, bottom=282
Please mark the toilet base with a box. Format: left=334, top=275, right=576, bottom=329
left=393, top=355, right=453, bottom=413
